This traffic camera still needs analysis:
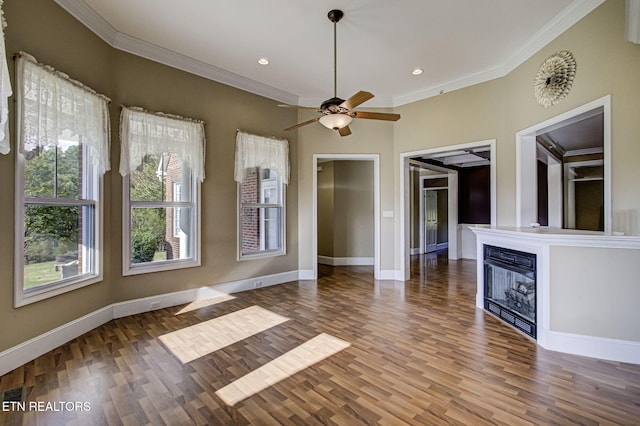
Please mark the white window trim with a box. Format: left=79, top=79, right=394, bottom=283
left=13, top=53, right=108, bottom=307
left=14, top=149, right=104, bottom=308
left=122, top=174, right=201, bottom=276
left=237, top=173, right=286, bottom=261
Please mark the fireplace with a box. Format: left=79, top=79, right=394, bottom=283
left=484, top=245, right=536, bottom=338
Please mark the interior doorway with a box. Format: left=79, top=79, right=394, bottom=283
left=417, top=174, right=449, bottom=255
left=312, top=154, right=380, bottom=280
left=424, top=190, right=439, bottom=253
left=400, top=140, right=496, bottom=281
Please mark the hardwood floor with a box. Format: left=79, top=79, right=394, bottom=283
left=2, top=252, right=640, bottom=425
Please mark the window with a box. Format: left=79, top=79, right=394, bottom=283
left=14, top=53, right=110, bottom=306
left=235, top=132, right=288, bottom=260
left=120, top=106, right=205, bottom=275
left=239, top=167, right=285, bottom=258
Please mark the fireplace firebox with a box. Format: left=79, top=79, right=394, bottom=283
left=484, top=245, right=536, bottom=338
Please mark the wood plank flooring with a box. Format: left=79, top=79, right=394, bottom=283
left=2, top=252, right=640, bottom=425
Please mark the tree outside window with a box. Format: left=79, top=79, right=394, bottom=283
left=127, top=153, right=194, bottom=267
left=22, top=141, right=95, bottom=289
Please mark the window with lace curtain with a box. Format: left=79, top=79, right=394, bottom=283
left=120, top=106, right=205, bottom=275
left=235, top=131, right=288, bottom=260
left=14, top=52, right=110, bottom=307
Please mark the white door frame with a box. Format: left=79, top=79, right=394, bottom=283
left=400, top=140, right=497, bottom=281
left=312, top=154, right=381, bottom=280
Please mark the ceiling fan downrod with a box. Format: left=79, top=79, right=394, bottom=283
left=328, top=9, right=344, bottom=99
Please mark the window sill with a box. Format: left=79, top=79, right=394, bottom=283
left=15, top=273, right=103, bottom=308
left=238, top=249, right=286, bottom=262
left=123, top=258, right=201, bottom=276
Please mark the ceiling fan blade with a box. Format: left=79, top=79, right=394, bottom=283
left=338, top=126, right=352, bottom=137
left=339, top=91, right=374, bottom=110
left=353, top=111, right=401, bottom=121
left=284, top=117, right=320, bottom=131
left=278, top=104, right=321, bottom=111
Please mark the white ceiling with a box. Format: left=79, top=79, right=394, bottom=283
left=54, top=0, right=603, bottom=108
left=538, top=110, right=604, bottom=154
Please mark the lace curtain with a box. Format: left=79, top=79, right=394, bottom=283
left=119, top=106, right=206, bottom=183
left=234, top=131, right=289, bottom=184
left=16, top=52, right=111, bottom=174
left=0, top=1, right=12, bottom=154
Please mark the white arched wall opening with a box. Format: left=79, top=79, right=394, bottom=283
left=310, top=154, right=381, bottom=280
left=399, top=140, right=497, bottom=281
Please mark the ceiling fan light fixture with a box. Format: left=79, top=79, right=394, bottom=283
left=279, top=9, right=400, bottom=136
left=319, top=113, right=352, bottom=130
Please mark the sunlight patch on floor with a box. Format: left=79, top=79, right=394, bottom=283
left=215, top=333, right=350, bottom=406
left=174, top=294, right=237, bottom=315
left=159, top=305, right=289, bottom=363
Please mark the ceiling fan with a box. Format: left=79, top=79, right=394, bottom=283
left=281, top=9, right=400, bottom=137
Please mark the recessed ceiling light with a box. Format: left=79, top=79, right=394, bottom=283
left=412, top=68, right=423, bottom=76
left=257, top=58, right=270, bottom=65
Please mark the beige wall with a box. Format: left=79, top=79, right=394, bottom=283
left=550, top=246, right=640, bottom=341
left=3, top=0, right=640, bottom=353
left=297, top=116, right=395, bottom=272
left=0, top=0, right=298, bottom=352
left=299, top=0, right=640, bottom=273
left=317, top=161, right=335, bottom=256
left=109, top=50, right=299, bottom=303
left=0, top=0, right=114, bottom=352
left=317, top=161, right=374, bottom=259
left=333, top=161, right=374, bottom=258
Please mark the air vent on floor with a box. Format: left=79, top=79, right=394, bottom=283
left=1, top=386, right=27, bottom=403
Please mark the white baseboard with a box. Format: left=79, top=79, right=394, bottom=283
left=317, top=256, right=374, bottom=266
left=113, top=270, right=298, bottom=318
left=0, top=306, right=113, bottom=377
left=0, top=270, right=299, bottom=377
left=540, top=330, right=640, bottom=364
left=410, top=248, right=421, bottom=255
left=5, top=269, right=638, bottom=377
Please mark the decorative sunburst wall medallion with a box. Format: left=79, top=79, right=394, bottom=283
left=534, top=51, right=576, bottom=108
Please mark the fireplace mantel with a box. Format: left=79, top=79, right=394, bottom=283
left=471, top=226, right=640, bottom=364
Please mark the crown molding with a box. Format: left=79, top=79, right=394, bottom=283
left=392, top=0, right=605, bottom=107
left=55, top=0, right=603, bottom=108
left=392, top=64, right=506, bottom=107
left=53, top=0, right=299, bottom=106
left=110, top=32, right=299, bottom=105
left=500, top=0, right=605, bottom=76
left=54, top=0, right=118, bottom=44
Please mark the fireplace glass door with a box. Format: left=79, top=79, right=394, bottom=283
left=484, top=245, right=536, bottom=338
